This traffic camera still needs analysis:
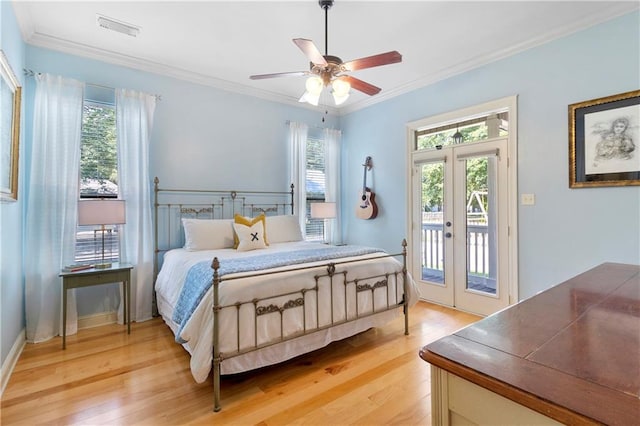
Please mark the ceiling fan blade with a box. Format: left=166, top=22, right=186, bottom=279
left=342, top=51, right=402, bottom=72
left=250, top=71, right=309, bottom=80
left=293, top=38, right=328, bottom=66
left=340, top=75, right=381, bottom=96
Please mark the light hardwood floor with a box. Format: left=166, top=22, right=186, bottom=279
left=1, top=301, right=479, bottom=425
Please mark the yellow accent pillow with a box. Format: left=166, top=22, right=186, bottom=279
left=233, top=220, right=267, bottom=252
left=233, top=213, right=268, bottom=248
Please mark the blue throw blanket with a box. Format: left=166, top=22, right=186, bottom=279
left=172, top=245, right=383, bottom=343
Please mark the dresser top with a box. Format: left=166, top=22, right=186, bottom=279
left=421, top=262, right=640, bottom=425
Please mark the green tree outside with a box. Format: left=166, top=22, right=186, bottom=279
left=80, top=103, right=118, bottom=196
left=419, top=124, right=489, bottom=214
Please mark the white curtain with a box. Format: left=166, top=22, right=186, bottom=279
left=25, top=74, right=84, bottom=342
left=324, top=128, right=342, bottom=244
left=116, top=89, right=156, bottom=322
left=287, top=122, right=309, bottom=234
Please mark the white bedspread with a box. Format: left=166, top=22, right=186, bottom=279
left=155, top=241, right=419, bottom=381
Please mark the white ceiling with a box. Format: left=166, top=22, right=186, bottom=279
left=11, top=1, right=639, bottom=113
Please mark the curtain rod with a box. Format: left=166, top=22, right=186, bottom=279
left=23, top=68, right=162, bottom=101
left=284, top=120, right=340, bottom=132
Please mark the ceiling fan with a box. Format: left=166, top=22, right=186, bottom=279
left=249, top=0, right=402, bottom=106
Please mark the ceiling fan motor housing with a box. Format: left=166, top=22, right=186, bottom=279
left=310, top=55, right=344, bottom=85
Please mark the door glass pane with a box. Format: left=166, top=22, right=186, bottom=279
left=464, top=156, right=497, bottom=295
left=420, top=162, right=445, bottom=284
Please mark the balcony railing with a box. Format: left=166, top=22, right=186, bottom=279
left=421, top=219, right=496, bottom=293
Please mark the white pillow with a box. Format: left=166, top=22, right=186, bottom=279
left=182, top=218, right=234, bottom=251
left=233, top=220, right=267, bottom=252
left=265, top=215, right=303, bottom=243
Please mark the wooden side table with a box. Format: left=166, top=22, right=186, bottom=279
left=59, top=263, right=134, bottom=349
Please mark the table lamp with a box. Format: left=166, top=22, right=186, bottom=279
left=310, top=201, right=336, bottom=244
left=78, top=199, right=126, bottom=269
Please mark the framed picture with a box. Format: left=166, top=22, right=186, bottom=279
left=569, top=90, right=640, bottom=188
left=0, top=50, right=21, bottom=201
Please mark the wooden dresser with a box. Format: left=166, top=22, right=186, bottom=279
left=420, top=263, right=640, bottom=425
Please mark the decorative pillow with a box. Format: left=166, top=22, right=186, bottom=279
left=182, top=218, right=234, bottom=251
left=233, top=213, right=268, bottom=248
left=233, top=220, right=267, bottom=252
left=265, top=215, right=303, bottom=243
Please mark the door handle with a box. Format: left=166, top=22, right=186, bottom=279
left=445, top=232, right=452, bottom=238
left=446, top=221, right=452, bottom=227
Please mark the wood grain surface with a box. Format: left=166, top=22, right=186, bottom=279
left=2, top=301, right=479, bottom=425
left=421, top=263, right=640, bottom=426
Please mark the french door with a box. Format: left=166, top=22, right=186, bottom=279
left=411, top=138, right=510, bottom=316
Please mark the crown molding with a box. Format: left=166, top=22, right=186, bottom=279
left=24, top=30, right=341, bottom=116
left=11, top=1, right=35, bottom=41
left=17, top=2, right=638, bottom=117
left=340, top=3, right=640, bottom=115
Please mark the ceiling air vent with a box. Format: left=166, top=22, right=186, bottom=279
left=97, top=14, right=140, bottom=37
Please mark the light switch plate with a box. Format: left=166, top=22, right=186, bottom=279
left=521, top=194, right=535, bottom=205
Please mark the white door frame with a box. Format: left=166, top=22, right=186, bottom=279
left=406, top=95, right=519, bottom=312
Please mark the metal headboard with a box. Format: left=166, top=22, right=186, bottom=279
left=152, top=176, right=294, bottom=314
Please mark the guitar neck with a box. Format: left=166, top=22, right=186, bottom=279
left=362, top=165, right=367, bottom=191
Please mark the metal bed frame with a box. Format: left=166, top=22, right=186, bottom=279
left=153, top=177, right=410, bottom=411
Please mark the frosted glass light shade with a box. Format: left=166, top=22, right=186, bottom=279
left=78, top=199, right=126, bottom=225
left=299, top=76, right=352, bottom=106
left=305, top=76, right=324, bottom=94
left=298, top=76, right=324, bottom=106
left=331, top=79, right=350, bottom=105
left=299, top=91, right=320, bottom=106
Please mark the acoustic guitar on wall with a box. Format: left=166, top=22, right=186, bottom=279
left=356, top=156, right=378, bottom=220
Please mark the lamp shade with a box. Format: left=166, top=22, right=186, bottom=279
left=78, top=199, right=126, bottom=225
left=310, top=202, right=337, bottom=219
left=331, top=79, right=350, bottom=105
left=305, top=76, right=323, bottom=95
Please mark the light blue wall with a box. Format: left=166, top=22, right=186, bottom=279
left=23, top=45, right=338, bottom=316
left=3, top=9, right=639, bottom=369
left=1, top=0, right=26, bottom=366
left=341, top=11, right=640, bottom=299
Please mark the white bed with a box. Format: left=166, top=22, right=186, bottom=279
left=152, top=179, right=419, bottom=411
left=156, top=240, right=419, bottom=382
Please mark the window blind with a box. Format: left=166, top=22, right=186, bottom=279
left=75, top=101, right=121, bottom=264
left=306, top=135, right=325, bottom=241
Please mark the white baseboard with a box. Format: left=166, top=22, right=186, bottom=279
left=78, top=311, right=118, bottom=329
left=1, top=313, right=116, bottom=396
left=1, top=328, right=26, bottom=396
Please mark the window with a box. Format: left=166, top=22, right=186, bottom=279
left=415, top=112, right=509, bottom=150
left=74, top=100, right=120, bottom=263
left=305, top=135, right=326, bottom=241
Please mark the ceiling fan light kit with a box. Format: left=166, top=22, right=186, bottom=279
left=299, top=76, right=323, bottom=106
left=250, top=0, right=402, bottom=107
left=331, top=78, right=351, bottom=105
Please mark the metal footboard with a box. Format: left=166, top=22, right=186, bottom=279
left=211, top=240, right=409, bottom=412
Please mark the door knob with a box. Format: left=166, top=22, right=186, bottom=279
left=445, top=232, right=452, bottom=238
left=446, top=221, right=452, bottom=227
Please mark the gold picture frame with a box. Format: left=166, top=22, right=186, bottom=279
left=569, top=89, right=640, bottom=188
left=1, top=50, right=21, bottom=201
